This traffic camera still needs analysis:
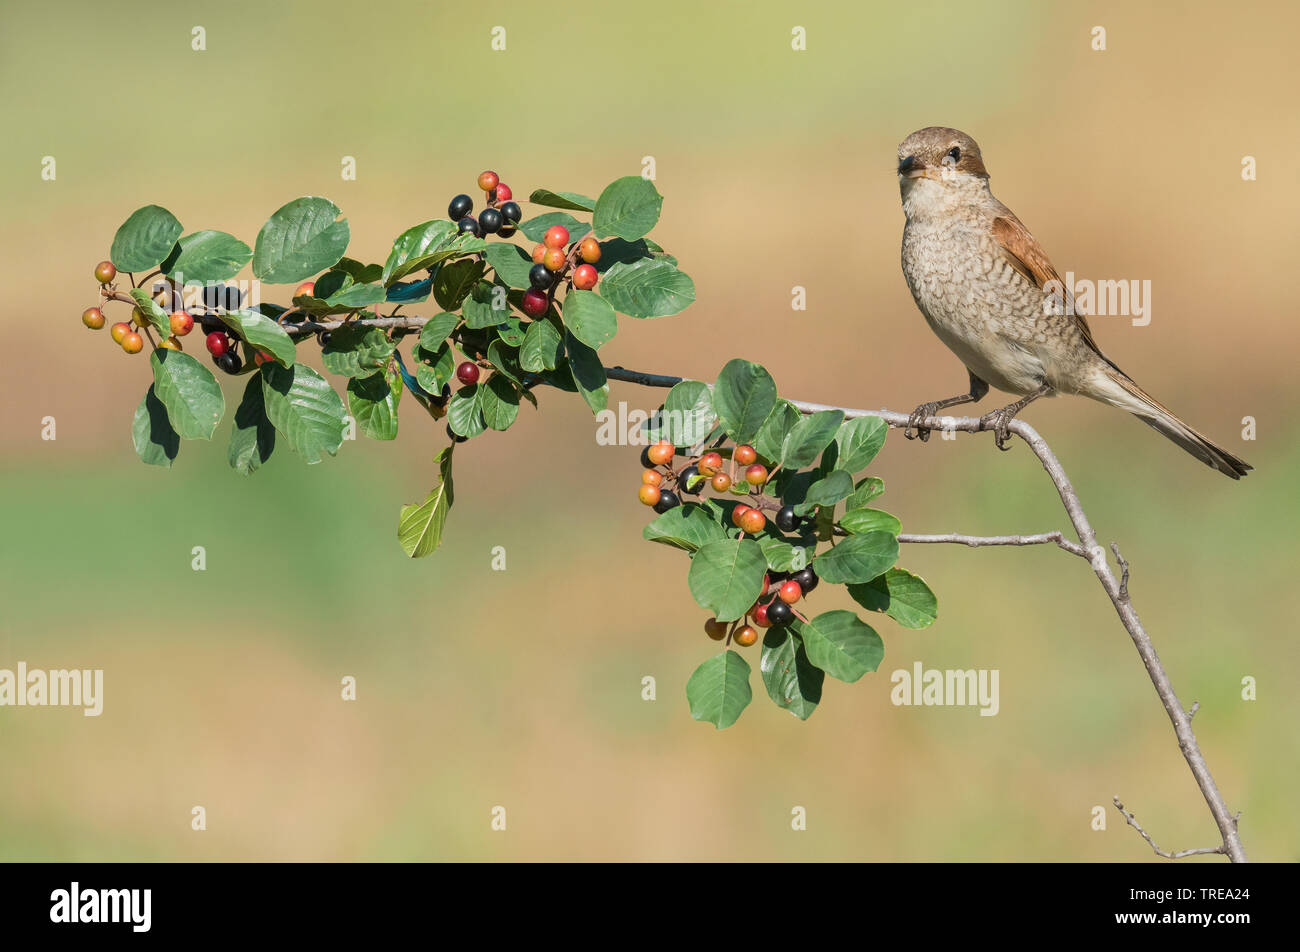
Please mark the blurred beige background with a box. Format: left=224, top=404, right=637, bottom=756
left=1, top=0, right=1296, bottom=860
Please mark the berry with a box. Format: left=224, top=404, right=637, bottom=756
left=215, top=351, right=242, bottom=374
left=710, top=472, right=732, bottom=492
left=528, top=263, right=555, bottom=290
left=698, top=451, right=723, bottom=476
left=640, top=446, right=655, bottom=468
left=731, top=504, right=753, bottom=527
left=543, top=225, right=569, bottom=248
left=652, top=489, right=681, bottom=514
left=294, top=281, right=316, bottom=299
left=478, top=207, right=504, bottom=234
left=532, top=243, right=547, bottom=264
left=738, top=508, right=767, bottom=534
left=457, top=216, right=481, bottom=237
left=639, top=484, right=661, bottom=507
left=254, top=349, right=274, bottom=366
left=646, top=440, right=675, bottom=466
left=578, top=237, right=601, bottom=263
left=791, top=567, right=819, bottom=594
left=120, top=331, right=144, bottom=354
left=761, top=573, right=773, bottom=595
left=734, top=625, right=759, bottom=648
left=110, top=321, right=131, bottom=344
left=542, top=247, right=566, bottom=272
left=778, top=580, right=803, bottom=604
left=169, top=311, right=194, bottom=337
left=766, top=600, right=794, bottom=626
left=477, top=170, right=499, bottom=192
left=499, top=200, right=521, bottom=223
left=677, top=464, right=703, bottom=494
left=775, top=505, right=799, bottom=532
left=82, top=307, right=105, bottom=329
left=160, top=337, right=183, bottom=351
left=446, top=424, right=468, bottom=444
left=316, top=330, right=331, bottom=346
left=704, top=618, right=728, bottom=641
left=94, top=260, right=117, bottom=284
left=572, top=264, right=598, bottom=290
left=131, top=306, right=150, bottom=328
left=495, top=183, right=513, bottom=202
left=498, top=226, right=517, bottom=239
left=448, top=194, right=473, bottom=220
left=521, top=288, right=549, bottom=317
left=205, top=332, right=230, bottom=357
left=642, top=469, right=663, bottom=487
left=456, top=361, right=481, bottom=386
left=754, top=603, right=773, bottom=628
left=744, top=464, right=769, bottom=486
left=734, top=444, right=757, bottom=465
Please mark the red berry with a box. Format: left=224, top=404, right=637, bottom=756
left=578, top=237, right=601, bottom=263
left=710, top=472, right=732, bottom=492
left=738, top=508, right=767, bottom=534
left=110, top=321, right=131, bottom=344
left=642, top=469, right=663, bottom=487
left=639, top=484, right=662, bottom=507
left=704, top=618, right=729, bottom=641
left=646, top=440, right=675, bottom=466
left=698, top=451, right=723, bottom=476
left=572, top=264, right=598, bottom=290
left=294, top=281, right=316, bottom=299
left=754, top=603, right=772, bottom=628
left=456, top=361, right=480, bottom=386
left=734, top=625, right=759, bottom=647
left=531, top=243, right=547, bottom=264
left=521, top=288, right=548, bottom=316
left=169, top=311, right=194, bottom=337
left=543, top=225, right=570, bottom=248
left=121, top=331, right=144, bottom=354
left=205, top=332, right=229, bottom=357
left=494, top=183, right=512, bottom=202
left=731, top=504, right=753, bottom=527
left=734, top=444, right=757, bottom=465
left=254, top=349, right=274, bottom=366
left=477, top=170, right=499, bottom=192
left=542, top=247, right=566, bottom=272
left=744, top=464, right=769, bottom=486
left=93, top=260, right=117, bottom=284
left=82, top=307, right=105, bottom=329
left=778, top=580, right=802, bottom=604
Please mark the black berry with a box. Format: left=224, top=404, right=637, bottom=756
left=498, top=226, right=517, bottom=239
left=775, top=505, right=799, bottom=532
left=529, top=263, right=555, bottom=291
left=677, top=464, right=703, bottom=495
left=500, top=201, right=522, bottom=223
left=653, top=489, right=681, bottom=514
left=457, top=216, right=481, bottom=237
left=215, top=352, right=242, bottom=374
left=766, top=600, right=794, bottom=626
left=316, top=330, right=331, bottom=346
left=791, top=567, right=819, bottom=594
left=640, top=446, right=655, bottom=468
left=448, top=194, right=473, bottom=220
left=478, top=207, right=504, bottom=234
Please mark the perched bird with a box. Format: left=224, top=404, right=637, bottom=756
left=896, top=126, right=1250, bottom=478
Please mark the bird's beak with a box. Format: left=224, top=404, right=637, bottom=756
left=897, top=155, right=938, bottom=180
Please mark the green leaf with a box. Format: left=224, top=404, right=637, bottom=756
left=597, top=258, right=695, bottom=318
left=835, top=416, right=888, bottom=473
left=528, top=189, right=596, bottom=212
left=796, top=611, right=884, bottom=683
left=347, top=370, right=401, bottom=441
left=415, top=341, right=455, bottom=394
left=495, top=316, right=526, bottom=347
left=813, top=531, right=899, bottom=585
left=321, top=322, right=396, bottom=377
left=849, top=568, right=938, bottom=629
left=486, top=340, right=532, bottom=400
left=592, top=237, right=654, bottom=274
left=839, top=508, right=902, bottom=536
left=520, top=319, right=563, bottom=372
left=326, top=282, right=386, bottom=308
left=463, top=281, right=508, bottom=329
left=419, top=312, right=460, bottom=350
left=687, top=538, right=767, bottom=623
left=150, top=350, right=224, bottom=440
left=446, top=385, right=485, bottom=438
left=519, top=212, right=590, bottom=244
left=228, top=373, right=276, bottom=475
left=398, top=449, right=454, bottom=558
left=564, top=332, right=608, bottom=414
left=434, top=258, right=486, bottom=310
left=111, top=205, right=183, bottom=272
left=801, top=469, right=853, bottom=511
left=222, top=309, right=296, bottom=366
left=127, top=288, right=173, bottom=341
left=332, top=258, right=384, bottom=284
left=382, top=219, right=486, bottom=284
left=132, top=385, right=180, bottom=467
left=260, top=362, right=346, bottom=463
left=685, top=651, right=752, bottom=730
left=480, top=374, right=520, bottom=431
left=252, top=197, right=350, bottom=284
left=712, top=359, right=777, bottom=445
left=642, top=502, right=729, bottom=552
left=846, top=476, right=885, bottom=509
left=755, top=400, right=801, bottom=462
left=592, top=176, right=663, bottom=240
left=761, top=628, right=823, bottom=720
left=563, top=289, right=618, bottom=349
left=483, top=243, right=534, bottom=290
left=642, top=379, right=716, bottom=447
left=782, top=409, right=845, bottom=469
left=162, top=230, right=251, bottom=283
left=759, top=537, right=814, bottom=573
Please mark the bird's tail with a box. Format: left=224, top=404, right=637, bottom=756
left=1083, top=366, right=1252, bottom=479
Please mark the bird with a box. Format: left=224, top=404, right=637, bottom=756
left=896, top=126, right=1250, bottom=479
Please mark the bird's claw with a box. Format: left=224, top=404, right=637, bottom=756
left=905, top=402, right=940, bottom=442
left=979, top=409, right=1015, bottom=451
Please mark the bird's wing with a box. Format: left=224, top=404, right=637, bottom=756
left=990, top=212, right=1112, bottom=364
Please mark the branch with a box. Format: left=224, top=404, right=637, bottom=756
left=897, top=531, right=1089, bottom=558
left=1112, top=797, right=1226, bottom=859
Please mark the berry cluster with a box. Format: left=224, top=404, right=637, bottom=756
left=523, top=228, right=601, bottom=317
left=704, top=563, right=820, bottom=648
left=446, top=170, right=523, bottom=240
left=81, top=259, right=196, bottom=357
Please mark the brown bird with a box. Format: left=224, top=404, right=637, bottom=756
left=897, top=126, right=1250, bottom=478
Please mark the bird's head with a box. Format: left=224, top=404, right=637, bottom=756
left=897, top=127, right=990, bottom=213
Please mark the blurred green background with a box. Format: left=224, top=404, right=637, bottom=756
left=1, top=0, right=1296, bottom=861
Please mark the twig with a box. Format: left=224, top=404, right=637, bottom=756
left=897, top=531, right=1089, bottom=558
left=1111, top=542, right=1130, bottom=601
left=1112, top=797, right=1225, bottom=859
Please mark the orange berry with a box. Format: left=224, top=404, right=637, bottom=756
left=646, top=440, right=675, bottom=466
left=578, top=237, right=601, bottom=263
left=294, top=281, right=316, bottom=299
left=169, top=311, right=194, bottom=337
left=477, top=170, right=499, bottom=192
left=110, top=322, right=131, bottom=344
left=734, top=444, right=757, bottom=465
left=642, top=469, right=663, bottom=487
left=734, top=625, right=759, bottom=647
left=572, top=264, right=598, bottom=290
left=698, top=451, right=723, bottom=476
left=738, top=508, right=767, bottom=534
left=543, top=225, right=570, bottom=248
left=121, top=331, right=144, bottom=354
left=778, top=580, right=802, bottom=604
left=744, top=464, right=769, bottom=486
left=710, top=472, right=732, bottom=492
left=531, top=243, right=547, bottom=264
left=638, top=484, right=661, bottom=507
left=93, top=260, right=117, bottom=284
left=542, top=247, right=566, bottom=272
left=704, top=618, right=729, bottom=641
left=731, top=504, right=753, bottom=527
left=82, top=307, right=105, bottom=329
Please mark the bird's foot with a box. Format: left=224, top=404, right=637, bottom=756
left=904, top=402, right=942, bottom=442
left=979, top=407, right=1017, bottom=451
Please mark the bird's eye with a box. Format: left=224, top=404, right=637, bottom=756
left=946, top=146, right=961, bottom=162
